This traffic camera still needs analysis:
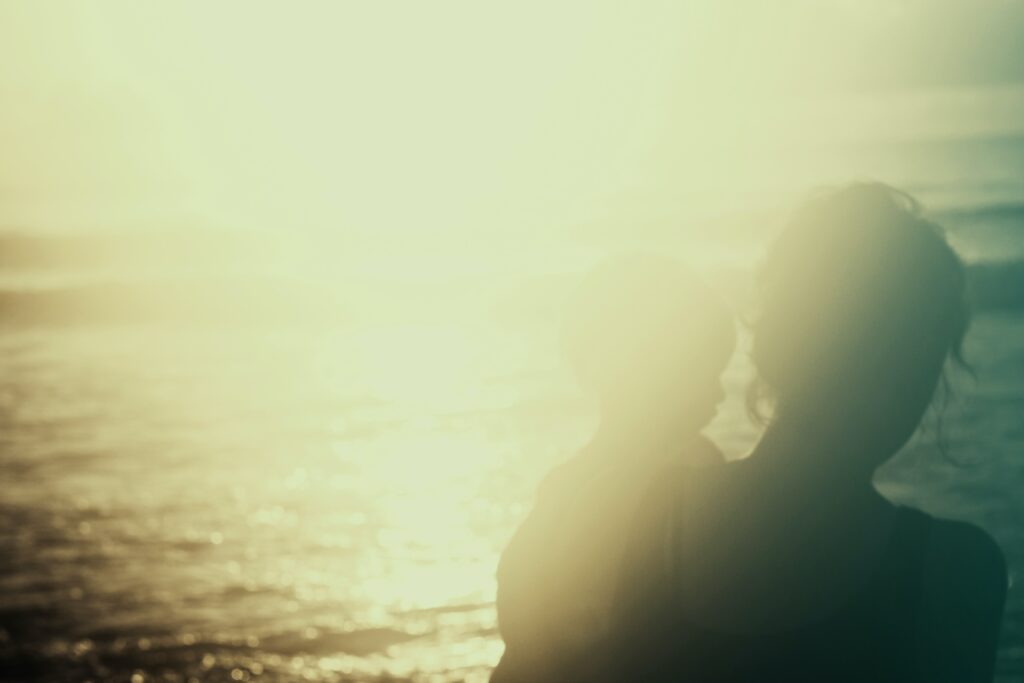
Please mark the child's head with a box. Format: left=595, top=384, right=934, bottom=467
left=561, top=254, right=735, bottom=435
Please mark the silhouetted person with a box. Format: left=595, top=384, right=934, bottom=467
left=491, top=255, right=736, bottom=682
left=611, top=184, right=1007, bottom=682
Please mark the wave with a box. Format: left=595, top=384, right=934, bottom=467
left=936, top=201, right=1024, bottom=225
left=0, top=281, right=351, bottom=326
left=967, top=260, right=1024, bottom=312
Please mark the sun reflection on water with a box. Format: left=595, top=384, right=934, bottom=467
left=0, top=308, right=587, bottom=681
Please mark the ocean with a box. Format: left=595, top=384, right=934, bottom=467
left=1, top=133, right=1022, bottom=682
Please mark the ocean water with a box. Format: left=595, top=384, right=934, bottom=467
left=1, top=136, right=1023, bottom=682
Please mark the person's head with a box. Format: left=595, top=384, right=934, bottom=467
left=750, top=183, right=969, bottom=462
left=562, top=254, right=736, bottom=437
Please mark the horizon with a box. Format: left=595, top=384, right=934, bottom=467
left=2, top=1, right=1024, bottom=242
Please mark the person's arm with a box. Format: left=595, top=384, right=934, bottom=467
left=918, top=521, right=1008, bottom=682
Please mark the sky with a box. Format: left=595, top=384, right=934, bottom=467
left=1, top=0, right=1023, bottom=249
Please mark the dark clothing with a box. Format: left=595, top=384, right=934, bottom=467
left=609, top=474, right=935, bottom=683
left=491, top=438, right=723, bottom=683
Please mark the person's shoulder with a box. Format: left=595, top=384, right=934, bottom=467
left=927, top=518, right=1006, bottom=579
left=535, top=453, right=593, bottom=503
left=683, top=434, right=727, bottom=467
left=923, top=516, right=1007, bottom=613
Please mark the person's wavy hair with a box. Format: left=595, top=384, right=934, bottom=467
left=746, top=183, right=970, bottom=435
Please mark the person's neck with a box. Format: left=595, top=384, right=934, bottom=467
left=589, top=414, right=701, bottom=465
left=749, top=416, right=891, bottom=496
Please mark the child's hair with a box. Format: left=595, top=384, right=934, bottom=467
left=561, top=253, right=735, bottom=397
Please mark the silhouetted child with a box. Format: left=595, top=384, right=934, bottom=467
left=491, top=254, right=736, bottom=683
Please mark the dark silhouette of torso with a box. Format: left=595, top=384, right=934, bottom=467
left=491, top=438, right=723, bottom=683
left=607, top=457, right=1005, bottom=682
left=612, top=495, right=933, bottom=682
